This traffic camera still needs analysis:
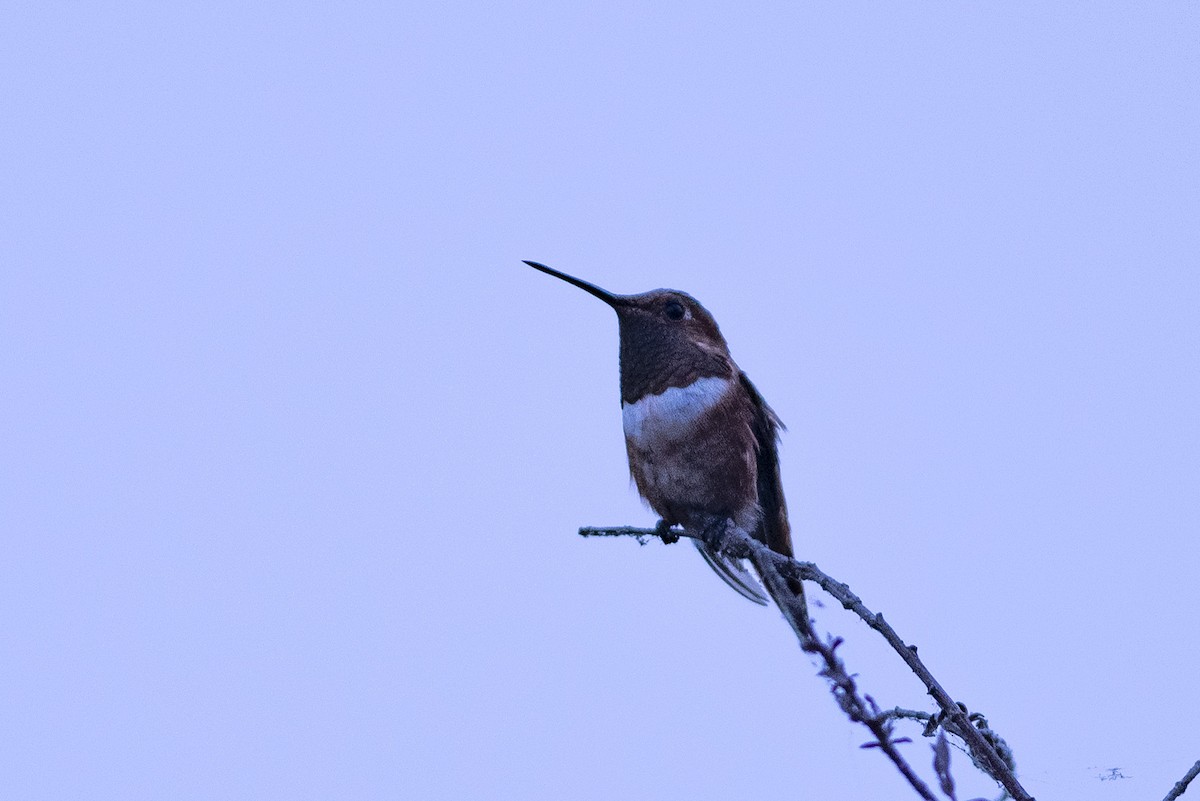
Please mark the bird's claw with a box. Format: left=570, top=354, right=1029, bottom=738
left=654, top=519, right=680, bottom=544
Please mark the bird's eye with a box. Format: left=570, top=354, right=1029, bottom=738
left=664, top=301, right=686, bottom=320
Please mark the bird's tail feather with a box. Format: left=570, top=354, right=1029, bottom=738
left=693, top=540, right=769, bottom=605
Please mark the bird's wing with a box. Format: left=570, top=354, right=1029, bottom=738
left=739, top=372, right=793, bottom=558
left=738, top=372, right=809, bottom=622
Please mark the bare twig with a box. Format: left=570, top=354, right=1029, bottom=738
left=884, top=707, right=936, bottom=726
left=746, top=537, right=940, bottom=801
left=1164, top=760, right=1200, bottom=801
left=771, top=554, right=1021, bottom=791
left=579, top=524, right=1033, bottom=801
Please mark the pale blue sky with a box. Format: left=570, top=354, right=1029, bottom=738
left=3, top=3, right=1197, bottom=800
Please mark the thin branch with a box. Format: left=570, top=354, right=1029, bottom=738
left=1164, top=760, right=1200, bottom=801
left=746, top=536, right=940, bottom=801
left=580, top=524, right=1033, bottom=801
left=773, top=554, right=1020, bottom=789
left=582, top=528, right=932, bottom=800
left=884, top=707, right=935, bottom=725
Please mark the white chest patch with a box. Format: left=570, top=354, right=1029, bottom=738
left=622, top=376, right=732, bottom=447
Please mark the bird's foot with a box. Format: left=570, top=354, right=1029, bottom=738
left=653, top=519, right=680, bottom=545
left=697, top=516, right=734, bottom=554
left=689, top=516, right=769, bottom=606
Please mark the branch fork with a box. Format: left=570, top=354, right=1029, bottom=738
left=580, top=523, right=1032, bottom=801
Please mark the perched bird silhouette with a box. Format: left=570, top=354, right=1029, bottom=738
left=527, top=260, right=804, bottom=611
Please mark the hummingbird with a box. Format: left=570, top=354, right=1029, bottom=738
left=526, top=260, right=804, bottom=610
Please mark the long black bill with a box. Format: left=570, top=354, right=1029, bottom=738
left=523, top=260, right=624, bottom=307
